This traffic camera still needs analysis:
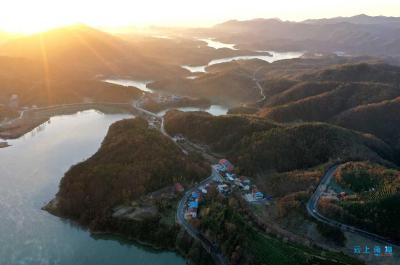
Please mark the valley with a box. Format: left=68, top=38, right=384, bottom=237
left=1, top=13, right=400, bottom=265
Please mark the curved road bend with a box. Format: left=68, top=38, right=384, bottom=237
left=132, top=96, right=188, bottom=155
left=307, top=165, right=400, bottom=247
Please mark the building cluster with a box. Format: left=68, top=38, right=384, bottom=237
left=142, top=94, right=182, bottom=105
left=184, top=159, right=271, bottom=220
left=172, top=134, right=185, bottom=143
left=213, top=159, right=268, bottom=202
left=321, top=188, right=349, bottom=202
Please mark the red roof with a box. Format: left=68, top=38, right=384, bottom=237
left=219, top=159, right=234, bottom=171
left=175, top=183, right=184, bottom=192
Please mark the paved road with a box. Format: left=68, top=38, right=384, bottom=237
left=307, top=165, right=400, bottom=247
left=253, top=66, right=266, bottom=104
left=132, top=95, right=188, bottom=155
left=176, top=169, right=230, bottom=265
left=134, top=94, right=228, bottom=263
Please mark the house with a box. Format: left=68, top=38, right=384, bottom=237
left=188, top=208, right=197, bottom=218
left=189, top=201, right=199, bottom=209
left=242, top=185, right=250, bottom=191
left=174, top=183, right=184, bottom=193
left=187, top=201, right=199, bottom=218
left=225, top=172, right=236, bottom=181
left=239, top=176, right=251, bottom=185
left=174, top=134, right=185, bottom=143
left=219, top=159, right=234, bottom=172
left=217, top=184, right=229, bottom=193
left=226, top=175, right=235, bottom=182
left=254, top=192, right=264, bottom=200
left=191, top=192, right=199, bottom=200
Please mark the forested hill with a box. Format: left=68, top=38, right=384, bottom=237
left=52, top=117, right=209, bottom=226
left=164, top=111, right=397, bottom=174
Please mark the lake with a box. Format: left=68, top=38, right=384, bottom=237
left=157, top=105, right=229, bottom=117
left=104, top=79, right=154, bottom=93
left=0, top=110, right=185, bottom=265
left=182, top=50, right=304, bottom=73
left=199, top=38, right=237, bottom=50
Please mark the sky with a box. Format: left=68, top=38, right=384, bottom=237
left=0, top=0, right=400, bottom=33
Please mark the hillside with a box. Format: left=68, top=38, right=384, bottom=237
left=150, top=67, right=260, bottom=105
left=0, top=105, right=18, bottom=120
left=0, top=25, right=186, bottom=80
left=319, top=162, right=400, bottom=241
left=235, top=123, right=395, bottom=173
left=164, top=111, right=396, bottom=173
left=50, top=117, right=209, bottom=226
left=204, top=15, right=400, bottom=57
left=125, top=36, right=266, bottom=66
left=197, top=190, right=363, bottom=265
left=164, top=110, right=278, bottom=152
left=301, top=63, right=400, bottom=84
left=0, top=55, right=144, bottom=113
left=334, top=97, right=400, bottom=150
left=261, top=82, right=400, bottom=123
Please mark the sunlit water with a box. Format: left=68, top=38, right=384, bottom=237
left=157, top=105, right=229, bottom=117
left=0, top=110, right=185, bottom=265
left=182, top=50, right=304, bottom=73
left=199, top=38, right=237, bottom=50
left=104, top=79, right=154, bottom=93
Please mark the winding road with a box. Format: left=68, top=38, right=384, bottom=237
left=176, top=169, right=230, bottom=265
left=134, top=94, right=229, bottom=264
left=307, top=165, right=400, bottom=247
left=253, top=66, right=266, bottom=104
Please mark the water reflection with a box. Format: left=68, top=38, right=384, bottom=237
left=182, top=51, right=304, bottom=73
left=104, top=79, right=154, bottom=93
left=199, top=38, right=237, bottom=50
left=0, top=110, right=185, bottom=265
left=157, top=105, right=229, bottom=117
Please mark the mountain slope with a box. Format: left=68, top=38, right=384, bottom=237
left=164, top=111, right=396, bottom=173
left=0, top=25, right=186, bottom=80
left=208, top=15, right=400, bottom=57
left=53, top=117, right=209, bottom=225
left=334, top=97, right=400, bottom=150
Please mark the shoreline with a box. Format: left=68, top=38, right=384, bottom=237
left=0, top=141, right=10, bottom=148
left=43, top=196, right=199, bottom=264
left=0, top=103, right=135, bottom=140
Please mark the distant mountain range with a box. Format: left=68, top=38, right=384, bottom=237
left=206, top=15, right=400, bottom=58
left=303, top=14, right=400, bottom=25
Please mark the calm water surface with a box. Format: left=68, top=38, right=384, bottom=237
left=182, top=50, right=304, bottom=73
left=157, top=105, right=229, bottom=117
left=199, top=38, right=237, bottom=50
left=0, top=110, right=185, bottom=265
left=104, top=79, right=154, bottom=93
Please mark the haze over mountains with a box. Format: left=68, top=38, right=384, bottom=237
left=193, top=14, right=400, bottom=59
left=3, top=13, right=400, bottom=265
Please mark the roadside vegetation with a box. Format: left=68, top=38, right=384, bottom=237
left=319, top=162, right=400, bottom=241
left=198, top=191, right=363, bottom=265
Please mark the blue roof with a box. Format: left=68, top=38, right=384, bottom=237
left=255, top=192, right=264, bottom=197
left=192, top=192, right=199, bottom=199
left=189, top=201, right=199, bottom=208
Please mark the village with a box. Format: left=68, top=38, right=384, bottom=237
left=183, top=159, right=271, bottom=220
